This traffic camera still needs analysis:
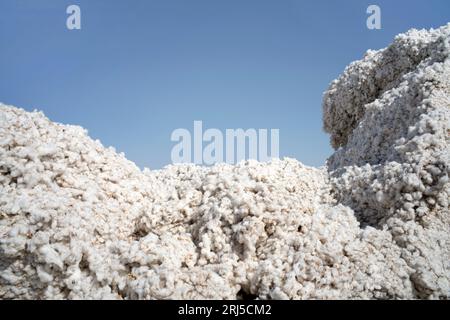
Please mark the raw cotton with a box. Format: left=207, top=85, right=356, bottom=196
left=0, top=24, right=449, bottom=299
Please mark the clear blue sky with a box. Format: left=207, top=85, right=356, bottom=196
left=1, top=0, right=449, bottom=169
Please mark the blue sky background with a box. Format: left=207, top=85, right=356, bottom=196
left=1, top=0, right=449, bottom=169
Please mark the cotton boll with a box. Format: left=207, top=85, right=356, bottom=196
left=38, top=245, right=64, bottom=270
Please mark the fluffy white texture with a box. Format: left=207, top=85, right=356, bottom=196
left=325, top=24, right=450, bottom=298
left=0, top=24, right=449, bottom=299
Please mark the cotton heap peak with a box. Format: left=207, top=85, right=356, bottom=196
left=0, top=24, right=449, bottom=299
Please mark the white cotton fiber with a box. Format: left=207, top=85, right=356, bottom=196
left=0, top=24, right=449, bottom=299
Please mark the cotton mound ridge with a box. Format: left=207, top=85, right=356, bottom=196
left=0, top=24, right=449, bottom=300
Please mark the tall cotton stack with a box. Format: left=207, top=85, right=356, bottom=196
left=0, top=24, right=449, bottom=300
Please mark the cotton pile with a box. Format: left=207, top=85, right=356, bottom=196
left=0, top=24, right=449, bottom=300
